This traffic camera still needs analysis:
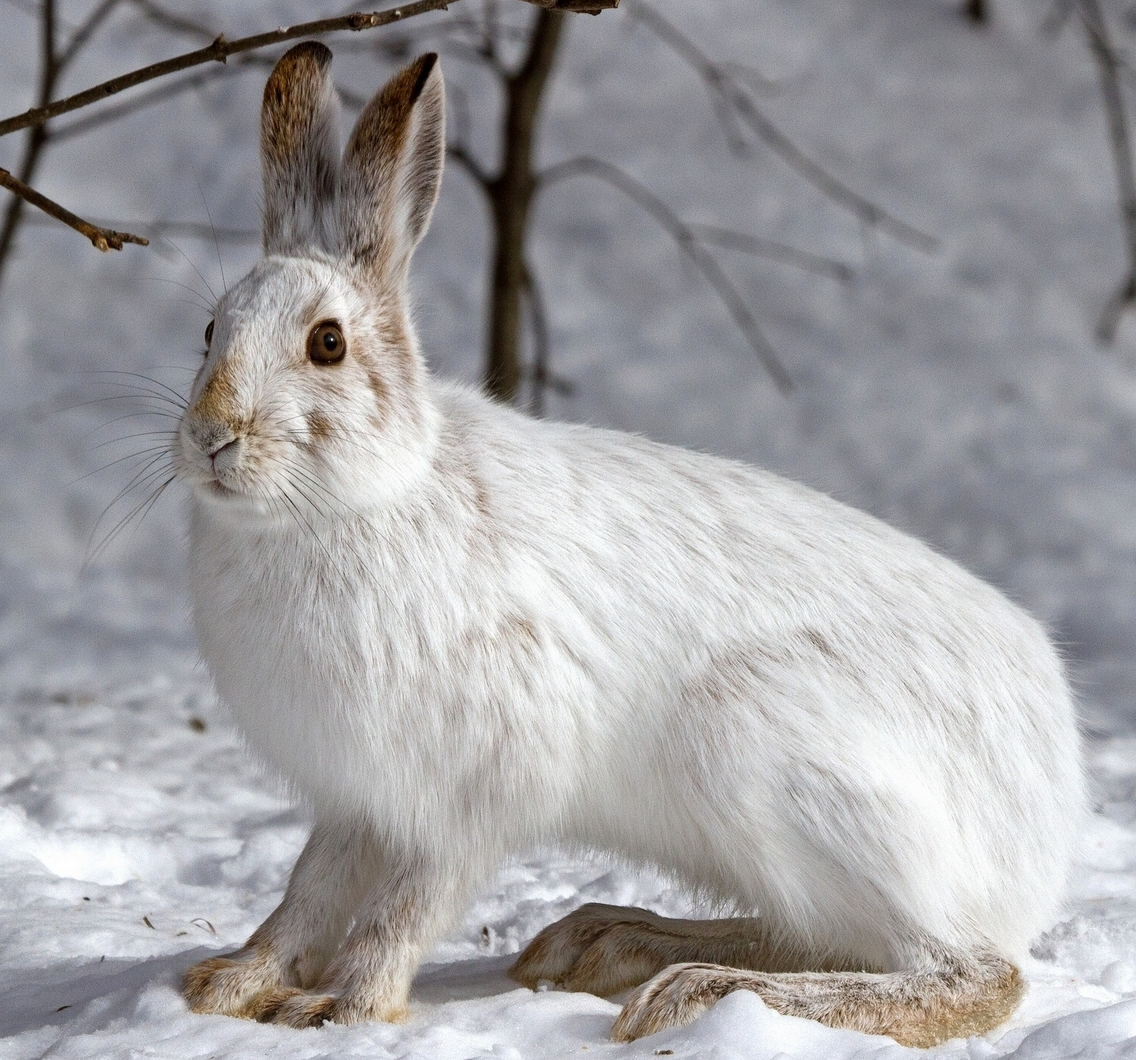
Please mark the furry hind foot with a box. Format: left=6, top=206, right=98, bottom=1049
left=183, top=944, right=293, bottom=1019
left=611, top=954, right=1024, bottom=1047
left=510, top=903, right=781, bottom=997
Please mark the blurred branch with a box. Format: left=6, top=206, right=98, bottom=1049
left=48, top=64, right=250, bottom=141
left=521, top=261, right=574, bottom=414
left=540, top=155, right=794, bottom=393
left=962, top=0, right=988, bottom=24
left=0, top=0, right=59, bottom=288
left=0, top=166, right=148, bottom=250
left=448, top=142, right=493, bottom=189
left=58, top=0, right=124, bottom=68
left=629, top=2, right=938, bottom=253
left=1076, top=0, right=1136, bottom=342
left=689, top=223, right=855, bottom=283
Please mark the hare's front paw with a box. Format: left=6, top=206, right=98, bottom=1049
left=183, top=946, right=290, bottom=1018
left=256, top=988, right=410, bottom=1028
left=510, top=903, right=676, bottom=996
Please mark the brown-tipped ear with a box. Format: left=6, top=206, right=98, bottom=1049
left=261, top=41, right=341, bottom=255
left=337, top=53, right=445, bottom=278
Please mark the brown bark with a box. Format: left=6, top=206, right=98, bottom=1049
left=483, top=9, right=565, bottom=403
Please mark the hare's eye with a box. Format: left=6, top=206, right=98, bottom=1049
left=309, top=321, right=346, bottom=365
left=204, top=319, right=214, bottom=355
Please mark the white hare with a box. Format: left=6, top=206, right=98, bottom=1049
left=178, top=42, right=1085, bottom=1047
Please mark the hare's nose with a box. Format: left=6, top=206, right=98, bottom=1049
left=208, top=437, right=238, bottom=463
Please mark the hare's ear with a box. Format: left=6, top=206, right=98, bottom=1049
left=260, top=41, right=341, bottom=255
left=337, top=53, right=444, bottom=280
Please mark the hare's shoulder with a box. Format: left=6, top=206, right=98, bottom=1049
left=431, top=382, right=916, bottom=555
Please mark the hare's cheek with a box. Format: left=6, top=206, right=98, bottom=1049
left=361, top=363, right=393, bottom=429
left=305, top=411, right=334, bottom=442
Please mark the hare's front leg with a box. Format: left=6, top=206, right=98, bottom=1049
left=511, top=904, right=798, bottom=996
left=259, top=846, right=476, bottom=1028
left=183, top=817, right=382, bottom=1019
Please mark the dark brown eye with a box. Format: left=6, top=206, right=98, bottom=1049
left=309, top=321, right=346, bottom=365
left=204, top=319, right=214, bottom=355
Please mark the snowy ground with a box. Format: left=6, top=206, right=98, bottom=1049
left=4, top=0, right=1136, bottom=1056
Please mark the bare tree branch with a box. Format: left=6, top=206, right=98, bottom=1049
left=540, top=155, right=794, bottom=393
left=521, top=260, right=572, bottom=413
left=0, top=166, right=148, bottom=250
left=524, top=262, right=550, bottom=415
left=515, top=0, right=618, bottom=10
left=0, top=0, right=462, bottom=140
left=48, top=64, right=251, bottom=142
left=0, top=0, right=58, bottom=288
left=58, top=0, right=125, bottom=69
left=629, top=2, right=938, bottom=253
left=448, top=142, right=493, bottom=189
left=25, top=213, right=254, bottom=243
left=123, top=0, right=211, bottom=39
left=689, top=223, right=854, bottom=283
left=1077, top=0, right=1136, bottom=342
left=962, top=0, right=988, bottom=24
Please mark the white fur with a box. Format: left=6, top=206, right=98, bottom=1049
left=176, top=47, right=1086, bottom=1031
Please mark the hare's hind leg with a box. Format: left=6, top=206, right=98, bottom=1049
left=612, top=949, right=1023, bottom=1047
left=510, top=904, right=800, bottom=997
left=183, top=816, right=382, bottom=1019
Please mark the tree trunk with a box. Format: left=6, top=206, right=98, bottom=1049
left=484, top=9, right=565, bottom=403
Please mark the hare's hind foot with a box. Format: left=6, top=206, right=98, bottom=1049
left=509, top=903, right=787, bottom=996
left=611, top=952, right=1023, bottom=1047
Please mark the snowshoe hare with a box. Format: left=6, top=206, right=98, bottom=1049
left=179, top=43, right=1085, bottom=1047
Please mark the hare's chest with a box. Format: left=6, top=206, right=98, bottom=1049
left=188, top=530, right=405, bottom=757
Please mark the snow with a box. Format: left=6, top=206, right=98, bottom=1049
left=4, top=0, right=1136, bottom=1055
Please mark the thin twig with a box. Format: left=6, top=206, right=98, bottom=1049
left=0, top=167, right=148, bottom=250
left=515, top=0, right=618, bottom=10
left=629, top=2, right=938, bottom=253
left=540, top=155, right=794, bottom=392
left=24, top=214, right=255, bottom=243
left=0, top=0, right=461, bottom=140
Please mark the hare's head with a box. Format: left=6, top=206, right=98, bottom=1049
left=175, top=43, right=444, bottom=521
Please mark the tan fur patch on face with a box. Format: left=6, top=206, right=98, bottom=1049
left=193, top=359, right=241, bottom=423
